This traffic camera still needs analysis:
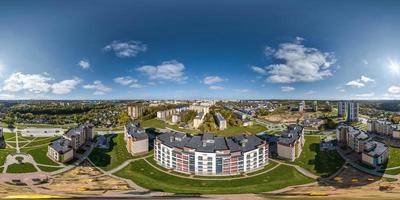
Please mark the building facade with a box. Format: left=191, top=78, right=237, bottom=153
left=154, top=132, right=268, bottom=176
left=368, top=119, right=400, bottom=139
left=362, top=141, right=389, bottom=167
left=47, top=123, right=94, bottom=163
left=347, top=102, right=359, bottom=122
left=277, top=125, right=305, bottom=161
left=128, top=105, right=143, bottom=120
left=337, top=101, right=347, bottom=118
left=214, top=112, right=227, bottom=130
left=124, top=122, right=149, bottom=156
left=193, top=112, right=205, bottom=128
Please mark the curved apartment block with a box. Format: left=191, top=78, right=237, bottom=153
left=154, top=132, right=268, bottom=176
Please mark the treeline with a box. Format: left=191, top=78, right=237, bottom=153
left=10, top=104, right=95, bottom=115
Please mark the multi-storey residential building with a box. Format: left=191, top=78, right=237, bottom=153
left=154, top=132, right=268, bottom=176
left=298, top=101, right=305, bottom=112
left=171, top=114, right=181, bottom=124
left=313, top=101, right=318, bottom=112
left=337, top=101, right=347, bottom=117
left=347, top=102, right=359, bottom=122
left=193, top=112, right=205, bottom=128
left=337, top=124, right=388, bottom=167
left=362, top=141, right=389, bottom=167
left=214, top=112, right=227, bottom=130
left=189, top=104, right=210, bottom=113
left=157, top=106, right=188, bottom=121
left=368, top=119, right=400, bottom=139
left=124, top=122, right=148, bottom=156
left=0, top=127, right=5, bottom=149
left=128, top=105, right=143, bottom=120
left=233, top=110, right=247, bottom=121
left=47, top=123, right=94, bottom=163
left=277, top=125, right=305, bottom=161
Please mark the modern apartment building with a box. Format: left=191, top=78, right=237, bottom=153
left=124, top=122, right=149, bottom=156
left=193, top=112, right=205, bottom=128
left=277, top=125, right=305, bottom=161
left=336, top=124, right=388, bottom=167
left=362, top=141, right=389, bottom=167
left=347, top=102, right=359, bottom=122
left=128, top=105, right=144, bottom=119
left=154, top=132, right=268, bottom=176
left=367, top=119, right=400, bottom=139
left=47, top=123, right=94, bottom=163
left=337, top=101, right=347, bottom=117
left=214, top=112, right=227, bottom=130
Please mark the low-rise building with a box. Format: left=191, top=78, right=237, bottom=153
left=277, top=125, right=305, bottom=161
left=21, top=128, right=64, bottom=137
left=47, top=123, right=94, bottom=163
left=124, top=122, right=149, bottom=156
left=214, top=112, right=227, bottom=130
left=362, top=141, right=389, bottom=167
left=154, top=132, right=268, bottom=176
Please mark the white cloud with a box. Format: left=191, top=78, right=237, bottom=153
left=235, top=89, right=250, bottom=93
left=113, top=76, right=137, bottom=86
left=253, top=38, right=336, bottom=83
left=251, top=66, right=267, bottom=75
left=209, top=85, right=224, bottom=90
left=388, top=86, right=400, bottom=94
left=360, top=75, right=374, bottom=82
left=83, top=80, right=111, bottom=95
left=346, top=75, right=375, bottom=88
left=130, top=83, right=145, bottom=88
left=137, top=60, right=187, bottom=82
left=305, top=90, right=315, bottom=95
left=203, top=76, right=225, bottom=85
left=0, top=93, right=16, bottom=100
left=2, top=72, right=52, bottom=93
left=355, top=92, right=375, bottom=97
left=281, top=86, right=295, bottom=92
left=346, top=80, right=365, bottom=88
left=51, top=78, right=81, bottom=94
left=104, top=40, right=147, bottom=58
left=264, top=46, right=276, bottom=56
left=78, top=59, right=90, bottom=69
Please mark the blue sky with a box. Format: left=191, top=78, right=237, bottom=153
left=1, top=0, right=400, bottom=100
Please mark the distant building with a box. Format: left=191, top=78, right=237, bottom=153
left=171, top=114, right=181, bottom=124
left=124, top=122, right=149, bottom=156
left=277, top=125, right=305, bottom=161
left=325, top=101, right=332, bottom=112
left=313, top=101, right=318, bottom=112
left=214, top=112, right=227, bottom=130
left=337, top=101, right=347, bottom=118
left=233, top=110, right=247, bottom=121
left=154, top=132, right=268, bottom=176
left=347, top=102, right=359, bottom=122
left=298, top=101, right=305, bottom=112
left=189, top=105, right=210, bottom=113
left=368, top=119, right=400, bottom=139
left=193, top=112, right=205, bottom=128
left=128, top=105, right=143, bottom=119
left=47, top=123, right=94, bottom=163
left=0, top=127, right=5, bottom=149
left=21, top=128, right=64, bottom=137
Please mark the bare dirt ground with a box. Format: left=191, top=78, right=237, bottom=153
left=262, top=112, right=320, bottom=124
left=260, top=164, right=400, bottom=200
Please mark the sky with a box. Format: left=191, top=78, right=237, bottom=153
left=1, top=0, right=400, bottom=100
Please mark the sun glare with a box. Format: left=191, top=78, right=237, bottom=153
left=389, top=59, right=400, bottom=75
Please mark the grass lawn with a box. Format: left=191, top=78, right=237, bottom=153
left=21, top=146, right=60, bottom=166
left=141, top=119, right=166, bottom=129
left=387, top=147, right=400, bottom=168
left=3, top=132, right=16, bottom=140
left=293, top=136, right=344, bottom=178
left=114, top=159, right=314, bottom=194
left=20, top=137, right=58, bottom=148
left=37, top=165, right=63, bottom=172
left=89, top=133, right=132, bottom=171
left=0, top=149, right=16, bottom=166
left=214, top=124, right=267, bottom=137
left=7, top=163, right=37, bottom=173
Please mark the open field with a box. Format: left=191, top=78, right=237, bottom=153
left=115, top=159, right=314, bottom=194
left=0, top=149, right=16, bottom=166
left=89, top=133, right=133, bottom=171
left=214, top=124, right=267, bottom=136
left=6, top=163, right=37, bottom=173
left=293, top=136, right=344, bottom=177
left=22, top=146, right=60, bottom=166
left=387, top=147, right=400, bottom=168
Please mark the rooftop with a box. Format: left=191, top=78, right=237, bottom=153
left=49, top=138, right=72, bottom=153
left=364, top=141, right=388, bottom=157
left=278, top=124, right=303, bottom=145
left=125, top=122, right=148, bottom=140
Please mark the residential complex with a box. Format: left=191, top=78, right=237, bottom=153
left=214, top=112, right=227, bottom=130
left=154, top=132, right=268, bottom=176
left=128, top=105, right=144, bottom=120
left=47, top=123, right=94, bottom=163
left=277, top=125, right=305, bottom=161
left=336, top=124, right=388, bottom=167
left=124, top=122, right=149, bottom=156
left=157, top=106, right=188, bottom=121
left=367, top=119, right=400, bottom=139
left=193, top=112, right=205, bottom=129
